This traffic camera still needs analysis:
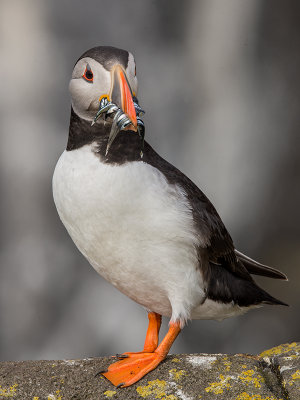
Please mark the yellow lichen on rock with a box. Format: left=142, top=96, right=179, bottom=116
left=169, top=369, right=187, bottom=381
left=217, top=356, right=232, bottom=372
left=47, top=390, right=62, bottom=400
left=223, top=360, right=232, bottom=371
left=0, top=383, right=18, bottom=397
left=234, top=393, right=283, bottom=400
left=238, top=369, right=264, bottom=388
left=104, top=390, right=116, bottom=398
left=136, top=379, right=177, bottom=399
left=291, top=369, right=300, bottom=381
left=288, top=369, right=300, bottom=386
left=205, top=374, right=232, bottom=394
left=260, top=342, right=300, bottom=358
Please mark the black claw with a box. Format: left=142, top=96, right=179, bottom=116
left=116, top=353, right=129, bottom=359
left=94, top=370, right=107, bottom=378
left=116, top=383, right=125, bottom=388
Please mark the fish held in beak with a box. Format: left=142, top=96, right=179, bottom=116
left=92, top=65, right=143, bottom=156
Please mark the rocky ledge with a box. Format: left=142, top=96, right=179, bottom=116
left=0, top=343, right=299, bottom=399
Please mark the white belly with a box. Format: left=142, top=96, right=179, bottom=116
left=52, top=144, right=205, bottom=323
left=52, top=144, right=249, bottom=324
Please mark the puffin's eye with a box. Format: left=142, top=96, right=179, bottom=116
left=82, top=65, right=93, bottom=82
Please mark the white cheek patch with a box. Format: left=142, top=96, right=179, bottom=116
left=69, top=57, right=111, bottom=121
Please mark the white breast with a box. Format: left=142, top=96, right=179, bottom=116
left=53, top=144, right=248, bottom=325
left=53, top=144, right=205, bottom=324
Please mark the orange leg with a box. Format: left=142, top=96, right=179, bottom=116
left=114, top=312, right=162, bottom=359
left=143, top=312, right=162, bottom=352
left=102, top=319, right=181, bottom=388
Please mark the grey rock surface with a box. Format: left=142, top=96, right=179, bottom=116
left=0, top=343, right=299, bottom=399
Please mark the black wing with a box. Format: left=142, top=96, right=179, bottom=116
left=143, top=142, right=249, bottom=279
left=143, top=142, right=288, bottom=307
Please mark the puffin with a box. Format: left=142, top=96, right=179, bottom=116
left=52, top=46, right=288, bottom=388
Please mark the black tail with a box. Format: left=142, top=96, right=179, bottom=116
left=235, top=250, right=288, bottom=280
left=206, top=262, right=289, bottom=307
left=258, top=287, right=289, bottom=307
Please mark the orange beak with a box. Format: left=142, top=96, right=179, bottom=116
left=110, top=64, right=137, bottom=130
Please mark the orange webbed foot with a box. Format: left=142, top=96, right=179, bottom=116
left=101, top=320, right=181, bottom=387
left=102, top=352, right=165, bottom=387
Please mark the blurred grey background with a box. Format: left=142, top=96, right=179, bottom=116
left=0, top=0, right=299, bottom=361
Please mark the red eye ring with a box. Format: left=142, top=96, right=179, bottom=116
left=82, top=65, right=93, bottom=82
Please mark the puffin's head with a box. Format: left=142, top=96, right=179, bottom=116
left=69, top=46, right=138, bottom=129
